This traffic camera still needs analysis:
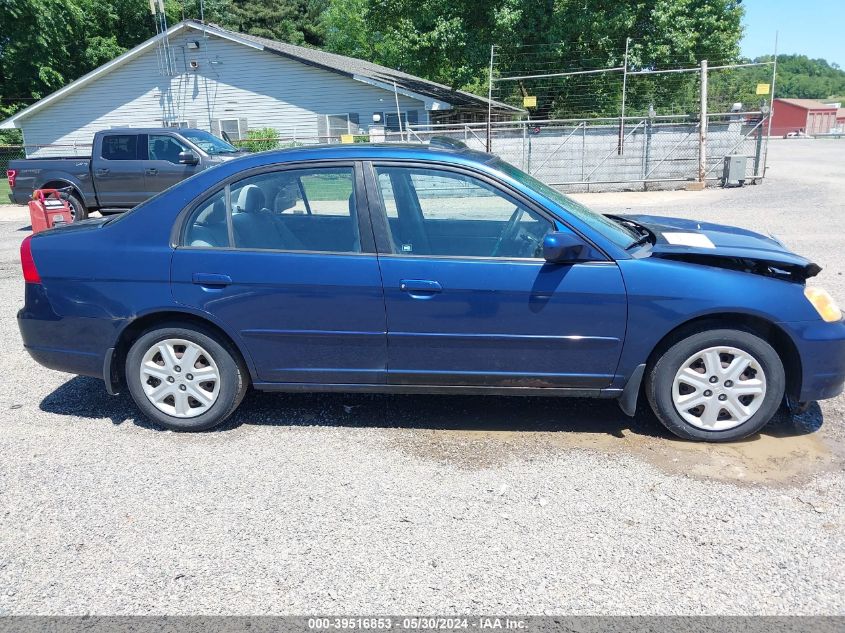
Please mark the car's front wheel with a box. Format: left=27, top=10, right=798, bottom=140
left=125, top=323, right=248, bottom=431
left=646, top=328, right=785, bottom=441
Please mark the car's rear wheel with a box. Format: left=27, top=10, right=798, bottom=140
left=646, top=328, right=785, bottom=441
left=125, top=323, right=248, bottom=431
left=64, top=192, right=87, bottom=221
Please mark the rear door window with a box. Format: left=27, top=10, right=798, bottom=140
left=230, top=167, right=359, bottom=252
left=181, top=166, right=362, bottom=253
left=101, top=135, right=139, bottom=160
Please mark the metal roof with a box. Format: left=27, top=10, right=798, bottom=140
left=197, top=21, right=521, bottom=113
left=775, top=98, right=838, bottom=110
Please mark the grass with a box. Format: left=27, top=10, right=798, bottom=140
left=301, top=174, right=353, bottom=201
left=0, top=179, right=10, bottom=202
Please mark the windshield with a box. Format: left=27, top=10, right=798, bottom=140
left=180, top=129, right=239, bottom=155
left=493, top=159, right=640, bottom=248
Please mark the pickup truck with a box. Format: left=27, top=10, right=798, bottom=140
left=6, top=128, right=245, bottom=219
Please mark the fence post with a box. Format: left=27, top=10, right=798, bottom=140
left=486, top=45, right=495, bottom=153
left=581, top=121, right=586, bottom=182
left=698, top=59, right=708, bottom=184
left=643, top=110, right=653, bottom=188
left=753, top=113, right=764, bottom=178
left=762, top=31, right=778, bottom=178
left=618, top=37, right=630, bottom=155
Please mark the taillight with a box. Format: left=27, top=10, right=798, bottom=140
left=20, top=235, right=41, bottom=284
left=7, top=169, right=16, bottom=189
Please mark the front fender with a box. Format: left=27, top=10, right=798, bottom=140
left=613, top=257, right=817, bottom=382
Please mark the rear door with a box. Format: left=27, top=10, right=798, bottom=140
left=94, top=133, right=147, bottom=207
left=146, top=133, right=201, bottom=195
left=171, top=161, right=388, bottom=386
left=366, top=162, right=628, bottom=390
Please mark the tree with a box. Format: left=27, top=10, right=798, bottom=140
left=322, top=0, right=744, bottom=117
left=707, top=55, right=845, bottom=113
left=224, top=0, right=328, bottom=46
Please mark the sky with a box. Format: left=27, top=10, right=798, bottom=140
left=740, top=0, right=845, bottom=67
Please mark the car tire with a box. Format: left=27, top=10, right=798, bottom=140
left=65, top=192, right=87, bottom=221
left=646, top=328, right=785, bottom=442
left=125, top=323, right=248, bottom=431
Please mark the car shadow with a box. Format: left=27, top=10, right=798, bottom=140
left=39, top=375, right=823, bottom=442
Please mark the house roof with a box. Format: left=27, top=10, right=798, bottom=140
left=774, top=98, right=838, bottom=111
left=0, top=20, right=520, bottom=129
left=206, top=21, right=519, bottom=113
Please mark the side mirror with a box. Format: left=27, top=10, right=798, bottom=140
left=178, top=151, right=199, bottom=165
left=543, top=231, right=589, bottom=263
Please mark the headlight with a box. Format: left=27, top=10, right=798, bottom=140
left=804, top=286, right=843, bottom=322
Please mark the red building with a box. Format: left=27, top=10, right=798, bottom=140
left=770, top=98, right=838, bottom=136
left=837, top=109, right=845, bottom=130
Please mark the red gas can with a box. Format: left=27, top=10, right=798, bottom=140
left=28, top=189, right=74, bottom=233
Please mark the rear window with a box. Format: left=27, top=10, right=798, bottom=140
left=101, top=135, right=138, bottom=161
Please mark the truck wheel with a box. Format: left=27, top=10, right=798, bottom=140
left=646, top=328, right=785, bottom=442
left=125, top=323, right=249, bottom=431
left=65, top=193, right=87, bottom=221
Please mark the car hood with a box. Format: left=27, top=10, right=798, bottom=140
left=207, top=152, right=249, bottom=164
left=617, top=214, right=821, bottom=282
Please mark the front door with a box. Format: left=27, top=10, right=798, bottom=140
left=367, top=163, right=627, bottom=390
left=146, top=133, right=201, bottom=196
left=171, top=162, right=387, bottom=385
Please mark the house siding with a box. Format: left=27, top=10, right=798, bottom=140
left=20, top=30, right=428, bottom=156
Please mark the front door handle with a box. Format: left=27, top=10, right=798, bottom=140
left=400, top=279, right=442, bottom=297
left=95, top=168, right=110, bottom=176
left=192, top=273, right=232, bottom=287
left=145, top=168, right=158, bottom=176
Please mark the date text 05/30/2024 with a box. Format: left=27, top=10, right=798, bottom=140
left=307, top=617, right=527, bottom=630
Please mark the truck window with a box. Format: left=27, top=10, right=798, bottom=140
left=101, top=135, right=139, bottom=160
left=149, top=135, right=189, bottom=164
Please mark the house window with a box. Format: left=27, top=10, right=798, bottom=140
left=385, top=110, right=419, bottom=132
left=219, top=118, right=245, bottom=141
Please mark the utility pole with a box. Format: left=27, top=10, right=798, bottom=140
left=698, top=58, right=708, bottom=184
left=618, top=37, right=630, bottom=155
left=486, top=45, right=495, bottom=153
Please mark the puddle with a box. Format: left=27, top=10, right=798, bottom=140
left=375, top=396, right=844, bottom=486
left=202, top=389, right=842, bottom=487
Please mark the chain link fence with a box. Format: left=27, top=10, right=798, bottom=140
left=1, top=48, right=775, bottom=198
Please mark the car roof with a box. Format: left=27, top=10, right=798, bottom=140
left=236, top=142, right=497, bottom=166
left=102, top=128, right=208, bottom=134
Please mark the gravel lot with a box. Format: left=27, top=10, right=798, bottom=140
left=0, top=139, right=843, bottom=615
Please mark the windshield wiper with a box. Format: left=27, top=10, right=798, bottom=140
left=627, top=233, right=652, bottom=249
left=608, top=215, right=653, bottom=249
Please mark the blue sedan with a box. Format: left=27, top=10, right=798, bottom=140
left=17, top=142, right=845, bottom=441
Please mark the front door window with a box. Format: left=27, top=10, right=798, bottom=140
left=374, top=167, right=553, bottom=258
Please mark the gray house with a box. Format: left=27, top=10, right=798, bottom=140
left=1, top=20, right=520, bottom=156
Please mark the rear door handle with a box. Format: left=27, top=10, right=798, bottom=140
left=95, top=168, right=110, bottom=176
left=192, top=273, right=232, bottom=287
left=145, top=168, right=158, bottom=176
left=400, top=279, right=442, bottom=297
